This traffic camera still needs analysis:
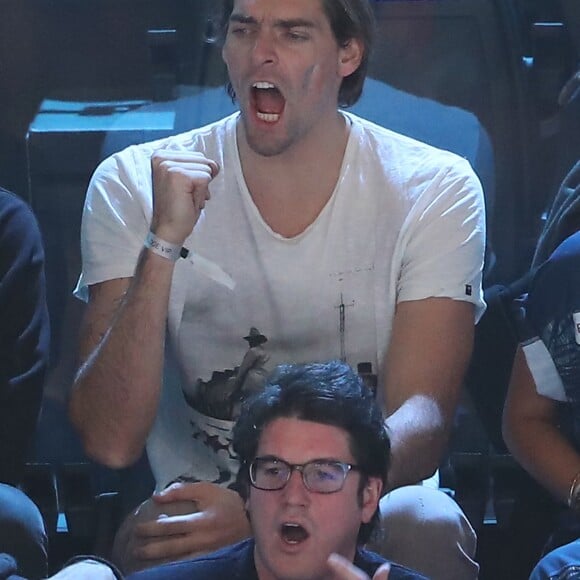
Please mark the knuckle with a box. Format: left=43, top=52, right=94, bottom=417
left=151, top=150, right=167, bottom=165
left=138, top=543, right=160, bottom=560
left=164, top=163, right=181, bottom=175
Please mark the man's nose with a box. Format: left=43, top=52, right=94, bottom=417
left=282, top=468, right=310, bottom=505
left=251, top=30, right=278, bottom=66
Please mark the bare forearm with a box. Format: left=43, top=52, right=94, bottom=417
left=385, top=395, right=449, bottom=490
left=503, top=347, right=580, bottom=505
left=70, top=249, right=174, bottom=467
left=70, top=151, right=217, bottom=467
left=505, top=416, right=580, bottom=505
left=382, top=299, right=473, bottom=490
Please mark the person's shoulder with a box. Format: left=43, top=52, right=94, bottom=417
left=531, top=230, right=580, bottom=295
left=351, top=78, right=486, bottom=162
left=0, top=187, right=40, bottom=242
left=98, top=113, right=237, bottom=176
left=344, top=112, right=477, bottom=195
left=346, top=111, right=470, bottom=168
left=131, top=113, right=236, bottom=156
left=356, top=548, right=429, bottom=580
left=127, top=539, right=254, bottom=580
left=549, top=230, right=580, bottom=262
left=0, top=187, right=30, bottom=216
left=526, top=230, right=580, bottom=326
left=345, top=110, right=405, bottom=143
left=388, top=562, right=431, bottom=580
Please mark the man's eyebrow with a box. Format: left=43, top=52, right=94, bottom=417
left=274, top=18, right=317, bottom=30
left=229, top=13, right=258, bottom=25
left=229, top=14, right=317, bottom=29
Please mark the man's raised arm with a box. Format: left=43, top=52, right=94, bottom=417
left=69, top=254, right=174, bottom=468
left=69, top=151, right=218, bottom=468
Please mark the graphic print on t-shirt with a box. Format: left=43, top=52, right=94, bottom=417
left=183, top=327, right=271, bottom=422
left=171, top=252, right=381, bottom=488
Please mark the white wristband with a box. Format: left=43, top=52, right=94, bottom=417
left=144, top=232, right=187, bottom=262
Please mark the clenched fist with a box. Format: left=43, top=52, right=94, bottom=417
left=150, top=150, right=220, bottom=246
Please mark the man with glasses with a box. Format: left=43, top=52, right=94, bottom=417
left=126, top=361, right=427, bottom=579
left=24, top=361, right=421, bottom=579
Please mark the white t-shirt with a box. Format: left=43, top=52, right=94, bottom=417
left=75, top=112, right=486, bottom=489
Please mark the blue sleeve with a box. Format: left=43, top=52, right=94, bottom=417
left=0, top=189, right=50, bottom=485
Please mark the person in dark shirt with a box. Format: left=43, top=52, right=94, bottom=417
left=0, top=187, right=50, bottom=578
left=35, top=361, right=425, bottom=579
left=125, top=361, right=427, bottom=580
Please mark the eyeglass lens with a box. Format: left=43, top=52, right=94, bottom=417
left=250, top=457, right=351, bottom=493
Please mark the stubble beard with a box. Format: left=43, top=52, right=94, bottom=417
left=240, top=113, right=297, bottom=158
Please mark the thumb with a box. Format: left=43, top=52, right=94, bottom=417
left=373, top=562, right=390, bottom=580
left=327, top=553, right=367, bottom=579
left=152, top=481, right=198, bottom=504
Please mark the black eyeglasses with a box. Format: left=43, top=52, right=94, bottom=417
left=249, top=456, right=359, bottom=494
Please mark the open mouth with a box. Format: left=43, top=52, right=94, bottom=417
left=252, top=81, right=286, bottom=123
left=280, top=522, right=309, bottom=544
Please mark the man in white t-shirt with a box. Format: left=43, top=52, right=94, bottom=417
left=69, top=0, right=486, bottom=578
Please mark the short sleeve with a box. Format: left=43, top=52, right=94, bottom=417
left=397, top=158, right=486, bottom=322
left=74, top=148, right=153, bottom=301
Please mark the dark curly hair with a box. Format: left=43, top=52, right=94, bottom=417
left=232, top=360, right=390, bottom=545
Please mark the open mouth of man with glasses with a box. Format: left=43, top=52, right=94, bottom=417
left=243, top=417, right=382, bottom=580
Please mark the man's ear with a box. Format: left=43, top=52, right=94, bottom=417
left=244, top=494, right=253, bottom=525
left=338, top=38, right=364, bottom=79
left=360, top=477, right=382, bottom=524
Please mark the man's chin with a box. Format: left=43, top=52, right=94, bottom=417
left=238, top=116, right=293, bottom=157
left=245, top=138, right=291, bottom=158
left=257, top=549, right=333, bottom=580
